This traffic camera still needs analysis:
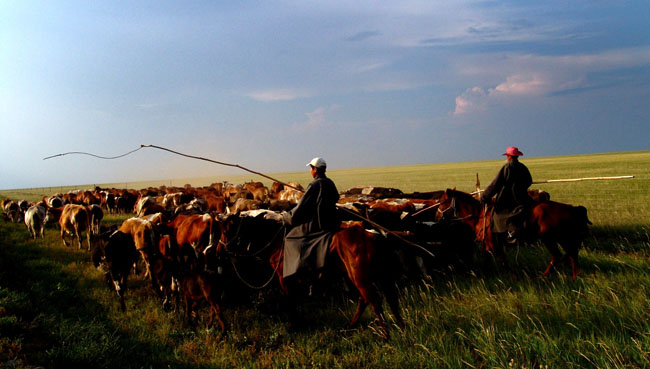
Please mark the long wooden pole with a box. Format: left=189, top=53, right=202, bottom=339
left=472, top=175, right=635, bottom=194
left=139, top=145, right=435, bottom=258
left=532, top=175, right=634, bottom=184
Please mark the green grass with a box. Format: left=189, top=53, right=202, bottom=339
left=1, top=150, right=649, bottom=368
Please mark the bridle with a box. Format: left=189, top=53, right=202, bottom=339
left=437, top=196, right=457, bottom=218
left=437, top=194, right=480, bottom=222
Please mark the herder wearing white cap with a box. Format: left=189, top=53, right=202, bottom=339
left=281, top=157, right=340, bottom=292
left=480, top=146, right=533, bottom=250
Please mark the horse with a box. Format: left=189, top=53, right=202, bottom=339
left=436, top=189, right=591, bottom=280
left=217, top=211, right=404, bottom=339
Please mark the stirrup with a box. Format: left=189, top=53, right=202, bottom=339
left=506, top=231, right=518, bottom=244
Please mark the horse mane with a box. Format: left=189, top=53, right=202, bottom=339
left=445, top=188, right=479, bottom=205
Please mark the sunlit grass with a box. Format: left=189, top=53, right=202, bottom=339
left=0, top=150, right=649, bottom=368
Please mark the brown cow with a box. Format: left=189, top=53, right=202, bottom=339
left=167, top=213, right=218, bottom=271
left=202, top=194, right=226, bottom=214
left=180, top=271, right=227, bottom=334
left=58, top=204, right=91, bottom=250
left=269, top=182, right=284, bottom=199
left=119, top=217, right=157, bottom=278
left=243, top=181, right=269, bottom=202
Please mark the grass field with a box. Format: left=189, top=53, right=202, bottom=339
left=0, top=150, right=649, bottom=368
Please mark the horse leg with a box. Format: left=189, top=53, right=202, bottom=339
left=382, top=282, right=404, bottom=328
left=206, top=299, right=227, bottom=334
left=348, top=296, right=368, bottom=328
left=350, top=281, right=388, bottom=339
left=561, top=240, right=579, bottom=281
left=542, top=239, right=562, bottom=277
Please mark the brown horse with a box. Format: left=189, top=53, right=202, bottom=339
left=217, top=212, right=404, bottom=338
left=436, top=189, right=591, bottom=280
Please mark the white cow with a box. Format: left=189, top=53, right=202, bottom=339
left=24, top=205, right=46, bottom=240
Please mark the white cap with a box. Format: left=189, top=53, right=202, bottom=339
left=306, top=157, right=327, bottom=169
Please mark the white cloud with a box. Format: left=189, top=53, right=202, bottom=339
left=453, top=46, right=650, bottom=116
left=292, top=105, right=341, bottom=131
left=453, top=86, right=486, bottom=115
left=245, top=89, right=311, bottom=102
left=492, top=74, right=548, bottom=96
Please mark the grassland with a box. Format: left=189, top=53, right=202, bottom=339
left=0, top=150, right=649, bottom=368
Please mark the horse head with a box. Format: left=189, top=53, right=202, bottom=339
left=436, top=188, right=481, bottom=223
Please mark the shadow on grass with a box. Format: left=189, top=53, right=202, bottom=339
left=0, top=223, right=199, bottom=369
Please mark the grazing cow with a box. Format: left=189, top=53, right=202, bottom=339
left=58, top=204, right=91, bottom=250
left=24, top=205, right=46, bottom=240
left=87, top=204, right=104, bottom=235
left=92, top=230, right=139, bottom=311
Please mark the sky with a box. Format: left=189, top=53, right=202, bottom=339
left=1, top=0, right=649, bottom=189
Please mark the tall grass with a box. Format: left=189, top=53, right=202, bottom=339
left=1, top=151, right=649, bottom=368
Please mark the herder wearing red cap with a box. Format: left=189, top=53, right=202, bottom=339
left=281, top=157, right=340, bottom=293
left=480, top=147, right=533, bottom=246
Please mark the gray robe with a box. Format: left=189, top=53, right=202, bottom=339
left=480, top=158, right=533, bottom=233
left=283, top=174, right=340, bottom=278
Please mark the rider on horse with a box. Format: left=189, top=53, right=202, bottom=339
left=480, top=146, right=533, bottom=245
left=281, top=157, right=340, bottom=290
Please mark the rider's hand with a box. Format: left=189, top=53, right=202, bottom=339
left=281, top=211, right=292, bottom=226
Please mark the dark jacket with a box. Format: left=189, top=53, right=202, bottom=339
left=480, top=158, right=532, bottom=233
left=282, top=174, right=340, bottom=278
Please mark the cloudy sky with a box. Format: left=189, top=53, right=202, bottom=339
left=1, top=1, right=648, bottom=189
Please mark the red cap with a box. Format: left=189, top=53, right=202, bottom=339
left=502, top=146, right=524, bottom=157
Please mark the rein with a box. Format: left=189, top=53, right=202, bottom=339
left=229, top=252, right=282, bottom=290
left=219, top=217, right=286, bottom=289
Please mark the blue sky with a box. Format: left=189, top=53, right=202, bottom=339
left=1, top=1, right=648, bottom=189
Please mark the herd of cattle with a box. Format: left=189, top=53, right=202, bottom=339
left=1, top=181, right=552, bottom=335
